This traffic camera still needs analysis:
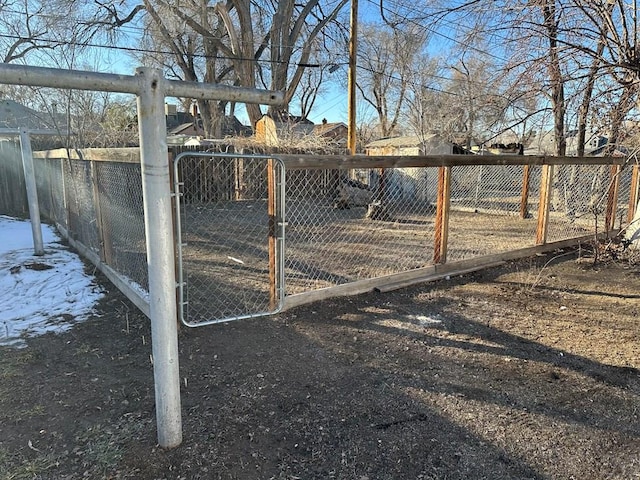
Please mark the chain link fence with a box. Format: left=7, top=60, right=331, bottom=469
left=171, top=151, right=636, bottom=325
left=446, top=164, right=540, bottom=262
left=1, top=145, right=636, bottom=326
left=30, top=150, right=149, bottom=301
left=93, top=161, right=148, bottom=291
left=285, top=167, right=437, bottom=292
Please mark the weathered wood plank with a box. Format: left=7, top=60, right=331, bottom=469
left=33, top=148, right=141, bottom=163
left=277, top=154, right=625, bottom=170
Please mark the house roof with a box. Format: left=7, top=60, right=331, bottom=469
left=264, top=112, right=314, bottom=125
left=366, top=134, right=441, bottom=148
left=168, top=122, right=197, bottom=135
left=524, top=130, right=610, bottom=156
left=167, top=115, right=250, bottom=137
left=313, top=122, right=347, bottom=137
left=0, top=99, right=59, bottom=131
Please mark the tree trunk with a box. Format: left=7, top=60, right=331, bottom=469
left=542, top=1, right=566, bottom=157
left=198, top=100, right=223, bottom=138
left=576, top=1, right=613, bottom=157
left=246, top=103, right=264, bottom=129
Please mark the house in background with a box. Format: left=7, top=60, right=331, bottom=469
left=364, top=133, right=458, bottom=156
left=522, top=129, right=613, bottom=156
left=165, top=103, right=250, bottom=145
left=255, top=113, right=315, bottom=146
left=0, top=99, right=66, bottom=131
left=363, top=134, right=464, bottom=203
left=0, top=99, right=70, bottom=150
left=313, top=119, right=348, bottom=146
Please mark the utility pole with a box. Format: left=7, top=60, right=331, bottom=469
left=348, top=0, right=358, bottom=155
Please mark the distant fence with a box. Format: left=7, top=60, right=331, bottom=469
left=1, top=144, right=638, bottom=324
left=0, top=138, right=27, bottom=216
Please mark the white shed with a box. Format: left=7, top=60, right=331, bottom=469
left=364, top=134, right=456, bottom=203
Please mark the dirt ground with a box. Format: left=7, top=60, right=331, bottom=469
left=1, top=245, right=639, bottom=480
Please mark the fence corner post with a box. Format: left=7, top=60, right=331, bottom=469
left=136, top=67, right=182, bottom=449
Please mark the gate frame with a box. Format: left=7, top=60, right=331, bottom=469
left=173, top=151, right=287, bottom=326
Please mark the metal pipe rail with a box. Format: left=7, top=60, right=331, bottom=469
left=0, top=62, right=283, bottom=449
left=0, top=63, right=282, bottom=104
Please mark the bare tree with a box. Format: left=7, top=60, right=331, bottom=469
left=356, top=23, right=427, bottom=138
left=1, top=0, right=56, bottom=63
left=98, top=0, right=349, bottom=134
left=292, top=36, right=343, bottom=120
left=403, top=55, right=447, bottom=141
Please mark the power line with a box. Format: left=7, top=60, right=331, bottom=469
left=362, top=0, right=511, bottom=63
left=0, top=5, right=561, bottom=105
left=0, top=32, right=306, bottom=67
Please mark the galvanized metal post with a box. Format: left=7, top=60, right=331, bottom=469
left=136, top=68, right=182, bottom=448
left=19, top=129, right=44, bottom=255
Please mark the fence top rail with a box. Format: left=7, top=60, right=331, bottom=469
left=0, top=63, right=283, bottom=105
left=276, top=153, right=628, bottom=170
left=0, top=128, right=69, bottom=136
left=33, top=148, right=140, bottom=163
left=30, top=149, right=631, bottom=168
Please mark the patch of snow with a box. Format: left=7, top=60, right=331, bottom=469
left=0, top=215, right=104, bottom=348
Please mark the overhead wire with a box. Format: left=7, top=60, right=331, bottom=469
left=0, top=1, right=591, bottom=108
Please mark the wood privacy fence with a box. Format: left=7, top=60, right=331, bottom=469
left=1, top=145, right=638, bottom=322
left=0, top=138, right=28, bottom=216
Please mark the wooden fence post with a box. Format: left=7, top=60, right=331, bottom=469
left=605, top=164, right=621, bottom=232
left=536, top=164, right=553, bottom=245
left=520, top=164, right=531, bottom=219
left=89, top=158, right=112, bottom=264
left=433, top=166, right=451, bottom=264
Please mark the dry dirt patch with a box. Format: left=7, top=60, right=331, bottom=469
left=0, top=248, right=638, bottom=479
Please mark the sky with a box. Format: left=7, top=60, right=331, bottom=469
left=0, top=216, right=104, bottom=348
left=110, top=0, right=388, bottom=126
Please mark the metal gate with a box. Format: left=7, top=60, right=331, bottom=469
left=173, top=152, right=286, bottom=326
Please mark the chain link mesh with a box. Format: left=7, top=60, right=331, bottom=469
left=95, top=161, right=148, bottom=292
left=285, top=167, right=436, bottom=294
left=63, top=159, right=100, bottom=254
left=6, top=147, right=636, bottom=326
left=34, top=157, right=67, bottom=230
left=546, top=164, right=611, bottom=242
left=174, top=156, right=638, bottom=324
left=447, top=164, right=540, bottom=261
left=611, top=161, right=637, bottom=230
left=31, top=155, right=148, bottom=294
